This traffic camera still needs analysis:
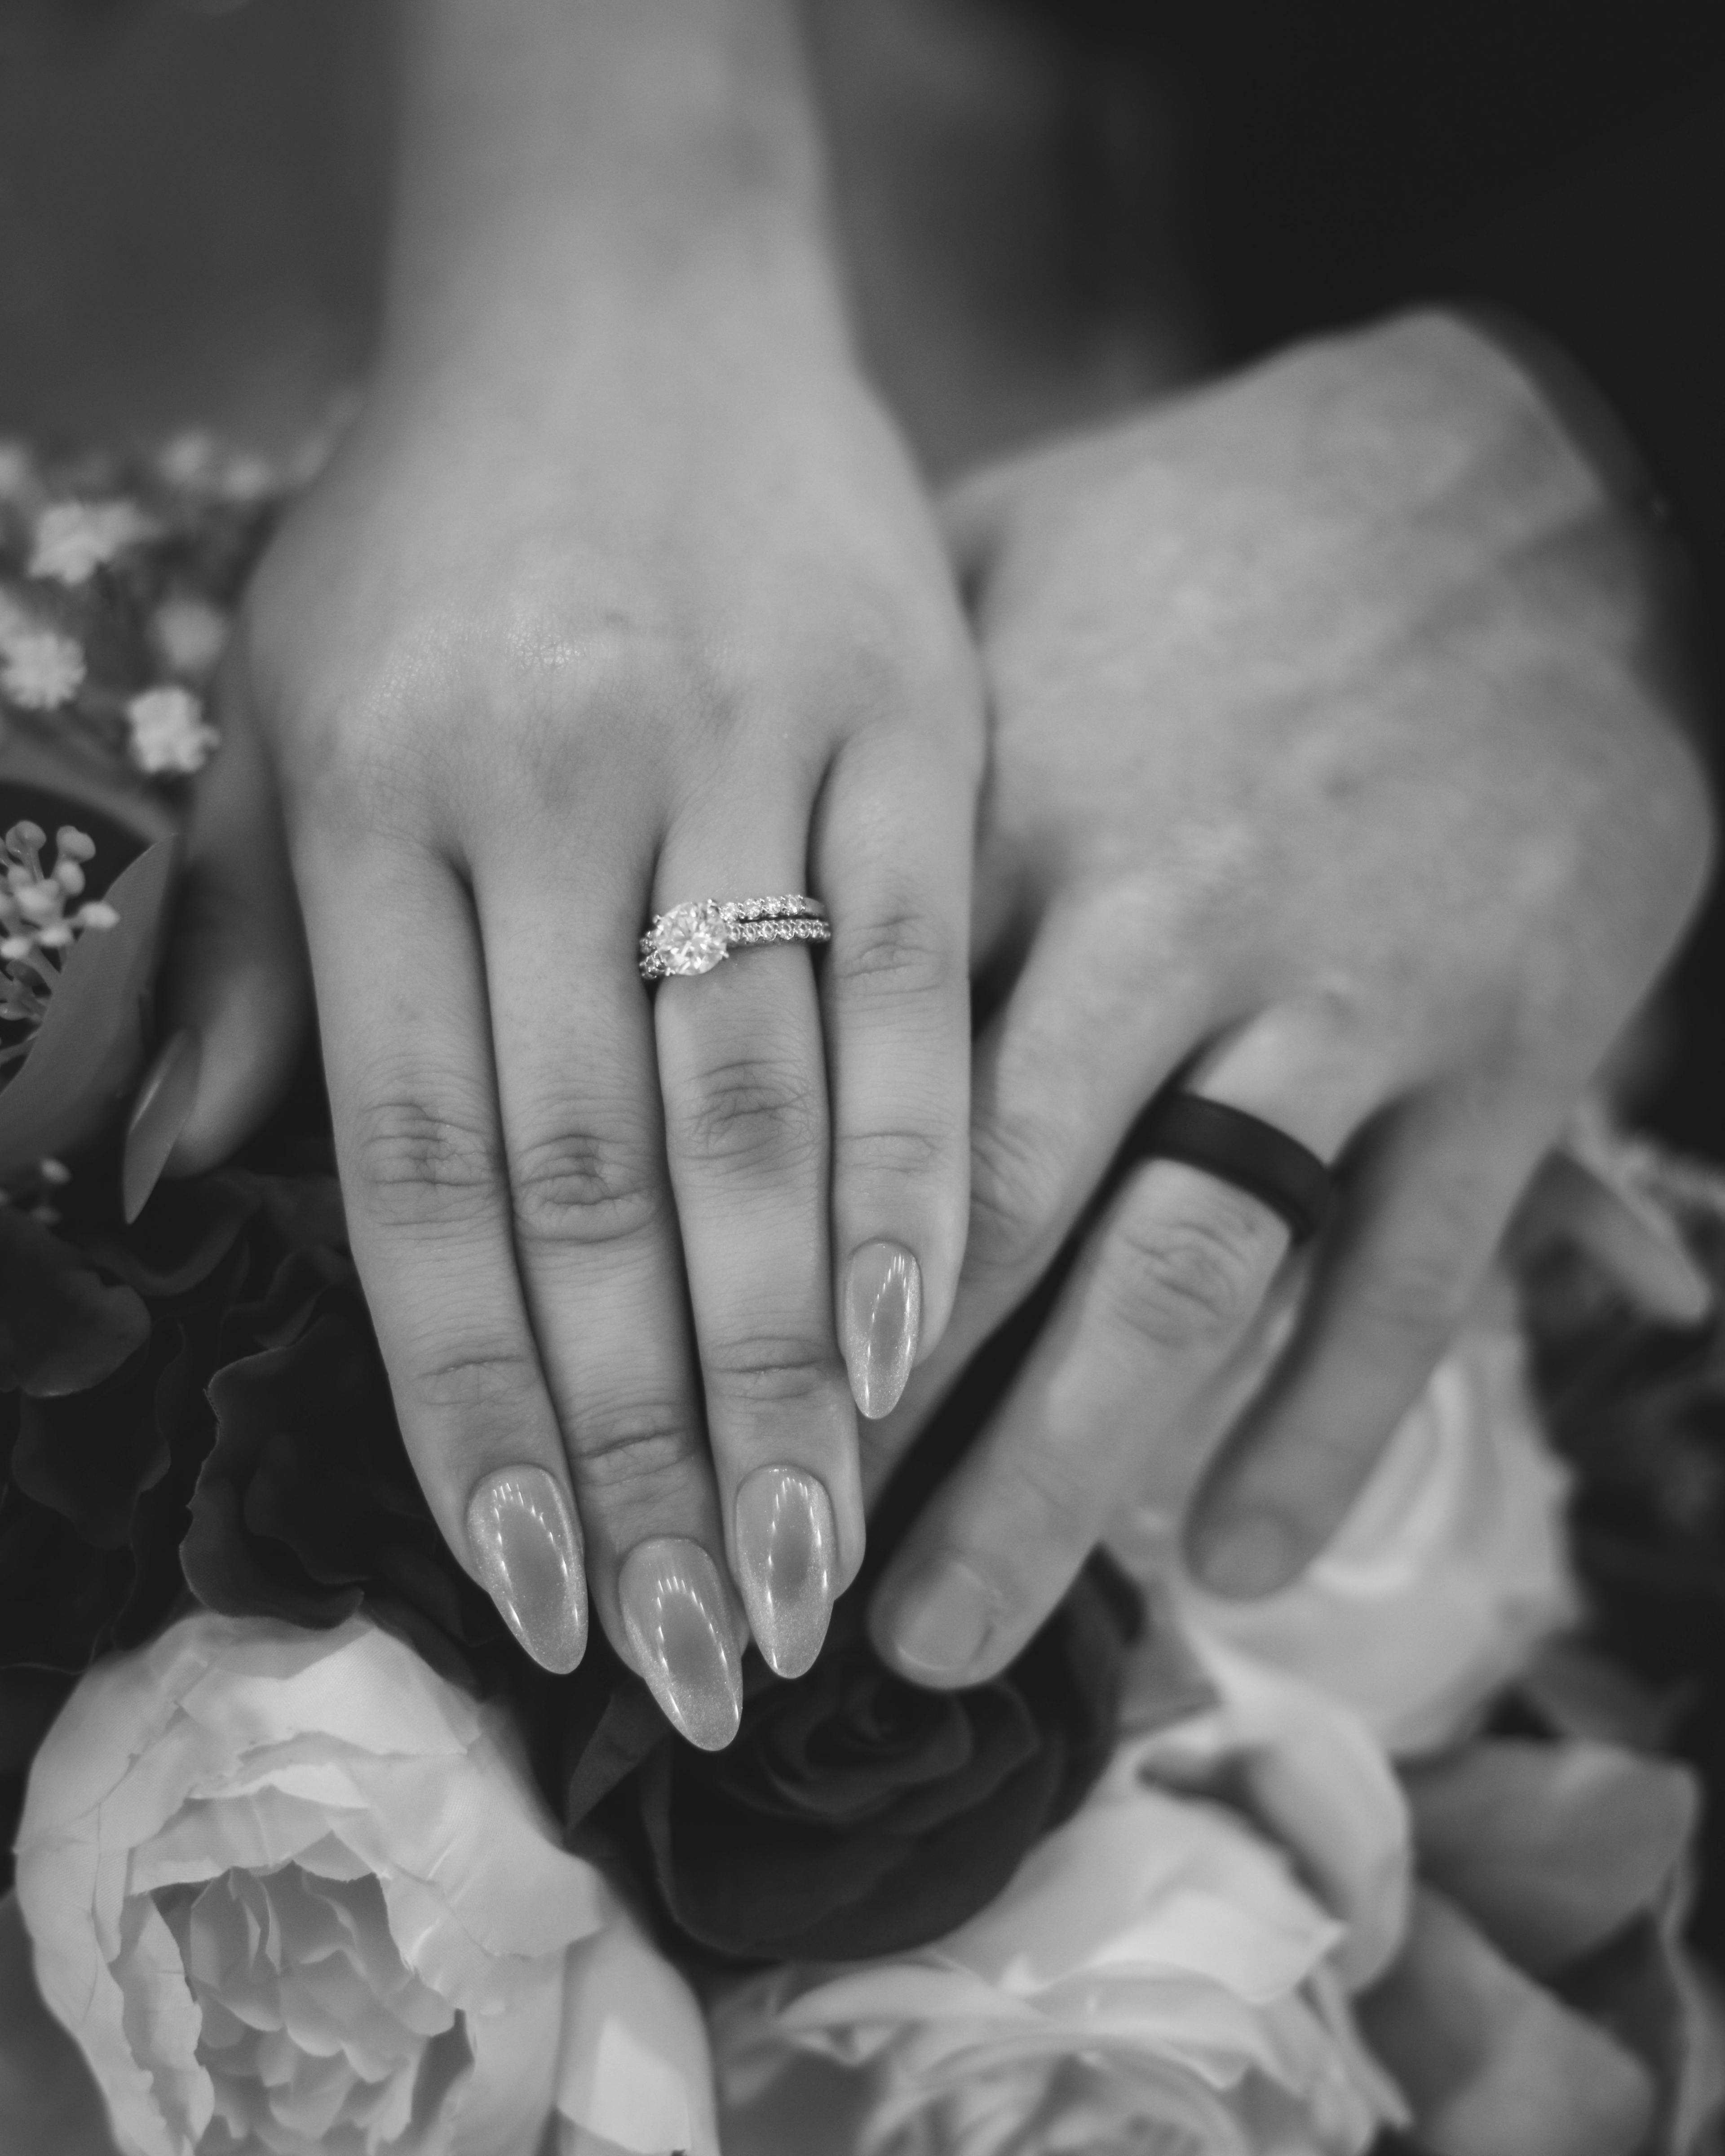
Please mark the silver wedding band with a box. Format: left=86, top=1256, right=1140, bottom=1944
left=640, top=894, right=831, bottom=982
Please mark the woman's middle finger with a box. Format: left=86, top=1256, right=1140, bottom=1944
left=653, top=785, right=867, bottom=1682
left=478, top=839, right=745, bottom=1748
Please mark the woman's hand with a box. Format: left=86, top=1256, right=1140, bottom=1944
left=862, top=311, right=1712, bottom=1684
left=138, top=0, right=981, bottom=1744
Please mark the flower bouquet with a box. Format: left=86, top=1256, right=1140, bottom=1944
left=3, top=430, right=1725, bottom=2156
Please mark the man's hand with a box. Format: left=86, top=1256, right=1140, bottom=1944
left=865, top=310, right=1712, bottom=1684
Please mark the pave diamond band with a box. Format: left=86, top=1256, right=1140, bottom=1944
left=640, top=895, right=832, bottom=982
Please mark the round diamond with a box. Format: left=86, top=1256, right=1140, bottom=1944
left=650, top=899, right=729, bottom=976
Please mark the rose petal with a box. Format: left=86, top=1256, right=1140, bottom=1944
left=1172, top=1321, right=1575, bottom=1755
left=0, top=1890, right=121, bottom=2156
left=555, top=1918, right=720, bottom=2156
left=1132, top=1633, right=1411, bottom=1990
left=1402, top=1741, right=1697, bottom=1978
left=713, top=1768, right=1399, bottom=2156
left=1359, top=1887, right=1653, bottom=2156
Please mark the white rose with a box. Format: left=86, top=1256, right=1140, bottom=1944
left=712, top=1738, right=1402, bottom=2156
left=1129, top=1630, right=1412, bottom=1992
left=1168, top=1310, right=1576, bottom=1754
left=14, top=1612, right=717, bottom=2156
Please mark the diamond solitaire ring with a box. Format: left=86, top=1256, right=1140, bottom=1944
left=639, top=895, right=832, bottom=983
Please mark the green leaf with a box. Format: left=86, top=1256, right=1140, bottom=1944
left=0, top=838, right=178, bottom=1187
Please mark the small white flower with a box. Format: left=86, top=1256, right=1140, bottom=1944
left=150, top=595, right=229, bottom=681
left=1, top=627, right=86, bottom=710
left=156, top=430, right=220, bottom=491
left=219, top=451, right=276, bottom=502
left=155, top=430, right=278, bottom=502
left=29, top=499, right=156, bottom=586
left=126, top=685, right=220, bottom=776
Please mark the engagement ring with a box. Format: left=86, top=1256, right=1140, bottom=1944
left=640, top=894, right=831, bottom=982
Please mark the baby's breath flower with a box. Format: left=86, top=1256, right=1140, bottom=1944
left=150, top=594, right=230, bottom=681
left=0, top=626, right=86, bottom=711
left=156, top=430, right=277, bottom=502
left=29, top=499, right=156, bottom=586
left=220, top=452, right=276, bottom=502
left=156, top=430, right=221, bottom=491
left=126, top=684, right=220, bottom=775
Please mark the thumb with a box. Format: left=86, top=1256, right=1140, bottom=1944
left=122, top=666, right=308, bottom=1218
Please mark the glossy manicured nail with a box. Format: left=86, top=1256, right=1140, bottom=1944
left=466, top=1468, right=588, bottom=1674
left=882, top=1557, right=995, bottom=1681
left=620, top=1539, right=743, bottom=1749
left=121, top=1030, right=201, bottom=1222
left=1193, top=1503, right=1302, bottom=1599
left=734, top=1466, right=835, bottom=1679
left=842, top=1241, right=922, bottom=1419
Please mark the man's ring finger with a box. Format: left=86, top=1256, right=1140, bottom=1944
left=1132, top=1091, right=1336, bottom=1245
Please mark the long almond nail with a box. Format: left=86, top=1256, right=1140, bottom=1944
left=842, top=1241, right=922, bottom=1419
left=620, top=1539, right=742, bottom=1750
left=734, top=1466, right=835, bottom=1679
left=467, top=1468, right=588, bottom=1674
left=122, top=1030, right=201, bottom=1222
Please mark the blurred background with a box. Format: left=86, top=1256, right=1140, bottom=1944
left=0, top=0, right=1208, bottom=473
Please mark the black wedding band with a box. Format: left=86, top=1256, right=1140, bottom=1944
left=1132, top=1093, right=1334, bottom=1245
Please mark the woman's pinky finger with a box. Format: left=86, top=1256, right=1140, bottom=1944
left=1187, top=1094, right=1554, bottom=1598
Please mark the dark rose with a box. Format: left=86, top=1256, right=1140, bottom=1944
left=1523, top=1154, right=1725, bottom=1970
left=0, top=1157, right=351, bottom=1695
left=0, top=1175, right=259, bottom=1888
left=183, top=1286, right=524, bottom=1694
left=619, top=1551, right=1140, bottom=1964
left=0, top=1180, right=256, bottom=1687
left=0, top=1206, right=147, bottom=1396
